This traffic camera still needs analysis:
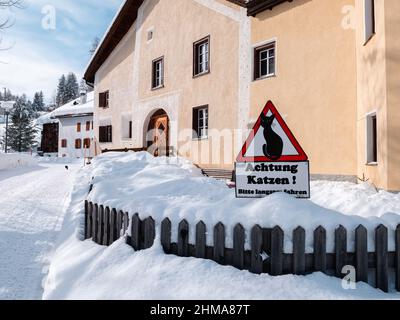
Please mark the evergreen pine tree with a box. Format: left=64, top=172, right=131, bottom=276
left=3, top=96, right=37, bottom=152
left=65, top=72, right=79, bottom=103
left=56, top=74, right=66, bottom=107
left=32, top=91, right=45, bottom=112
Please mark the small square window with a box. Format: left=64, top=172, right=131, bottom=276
left=99, top=125, right=112, bottom=143
left=99, top=91, right=109, bottom=108
left=147, top=30, right=154, bottom=42
left=193, top=106, right=209, bottom=139
left=194, top=36, right=210, bottom=77
left=77, top=123, right=81, bottom=133
left=254, top=42, right=276, bottom=80
left=152, top=57, right=164, bottom=89
left=61, top=139, right=67, bottom=148
left=75, top=139, right=82, bottom=149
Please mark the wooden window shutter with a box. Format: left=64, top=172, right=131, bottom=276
left=99, top=126, right=105, bottom=142
left=192, top=108, right=199, bottom=139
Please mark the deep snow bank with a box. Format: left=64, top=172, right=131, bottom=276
left=43, top=152, right=400, bottom=299
left=0, top=153, right=38, bottom=170
left=86, top=152, right=400, bottom=253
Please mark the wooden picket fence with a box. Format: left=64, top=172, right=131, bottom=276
left=84, top=201, right=400, bottom=293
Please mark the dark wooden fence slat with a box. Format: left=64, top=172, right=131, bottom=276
left=123, top=212, right=129, bottom=235
left=117, top=210, right=124, bottom=239
left=271, top=226, right=284, bottom=276
left=87, top=202, right=93, bottom=240
left=233, top=224, right=245, bottom=270
left=98, top=205, right=105, bottom=245
left=195, top=221, right=206, bottom=259
left=250, top=225, right=263, bottom=274
left=110, top=208, right=117, bottom=243
left=130, top=213, right=140, bottom=250
left=84, top=200, right=89, bottom=239
left=104, top=207, right=110, bottom=246
left=293, top=227, right=305, bottom=275
left=335, top=225, right=347, bottom=277
left=92, top=204, right=99, bottom=243
left=178, top=220, right=189, bottom=257
left=144, top=217, right=155, bottom=249
left=161, top=218, right=171, bottom=253
left=314, top=226, right=327, bottom=273
left=213, top=223, right=225, bottom=265
left=396, top=225, right=400, bottom=292
left=376, top=225, right=389, bottom=293
left=355, top=225, right=368, bottom=283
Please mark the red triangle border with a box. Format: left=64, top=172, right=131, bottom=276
left=237, top=101, right=308, bottom=163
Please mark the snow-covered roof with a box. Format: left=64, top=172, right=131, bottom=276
left=35, top=112, right=58, bottom=125
left=51, top=91, right=94, bottom=119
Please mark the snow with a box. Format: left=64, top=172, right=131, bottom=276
left=35, top=112, right=58, bottom=126
left=0, top=153, right=38, bottom=170
left=43, top=152, right=400, bottom=299
left=85, top=152, right=400, bottom=253
left=50, top=92, right=94, bottom=118
left=0, top=157, right=81, bottom=299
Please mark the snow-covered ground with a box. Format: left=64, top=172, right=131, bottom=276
left=0, top=153, right=38, bottom=170
left=43, top=152, right=400, bottom=300
left=0, top=158, right=81, bottom=300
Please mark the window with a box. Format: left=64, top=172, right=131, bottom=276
left=77, top=123, right=81, bottom=133
left=193, top=106, right=209, bottom=139
left=366, top=113, right=378, bottom=164
left=152, top=57, right=164, bottom=89
left=99, top=91, right=109, bottom=108
left=86, top=121, right=91, bottom=131
left=99, top=125, right=112, bottom=143
left=61, top=139, right=67, bottom=148
left=193, top=36, right=210, bottom=76
left=254, top=42, right=276, bottom=80
left=75, top=139, right=82, bottom=149
left=364, top=0, right=376, bottom=43
left=83, top=138, right=91, bottom=149
left=147, top=28, right=154, bottom=42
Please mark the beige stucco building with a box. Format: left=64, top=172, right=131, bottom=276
left=84, top=0, right=400, bottom=191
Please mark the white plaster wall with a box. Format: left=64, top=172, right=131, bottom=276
left=58, top=116, right=94, bottom=158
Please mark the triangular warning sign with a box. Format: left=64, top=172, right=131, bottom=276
left=237, top=101, right=308, bottom=162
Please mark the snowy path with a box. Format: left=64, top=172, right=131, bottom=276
left=0, top=161, right=80, bottom=300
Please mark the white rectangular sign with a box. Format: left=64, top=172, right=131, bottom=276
left=235, top=161, right=310, bottom=199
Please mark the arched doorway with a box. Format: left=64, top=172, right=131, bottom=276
left=146, top=109, right=170, bottom=157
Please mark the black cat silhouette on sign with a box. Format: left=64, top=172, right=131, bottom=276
left=260, top=113, right=283, bottom=160
left=237, top=100, right=308, bottom=163
left=235, top=100, right=310, bottom=199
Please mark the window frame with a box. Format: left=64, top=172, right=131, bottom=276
left=193, top=36, right=210, bottom=77
left=99, top=125, right=113, bottom=143
left=83, top=138, right=91, bottom=149
left=61, top=139, right=67, bottom=148
left=77, top=122, right=81, bottom=133
left=192, top=105, right=209, bottom=140
left=366, top=111, right=378, bottom=165
left=253, top=41, right=276, bottom=81
left=99, top=91, right=110, bottom=109
left=152, top=56, right=164, bottom=90
left=86, top=121, right=91, bottom=131
left=364, top=0, right=376, bottom=44
left=75, top=139, right=82, bottom=149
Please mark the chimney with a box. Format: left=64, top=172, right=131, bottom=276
left=80, top=90, right=87, bottom=105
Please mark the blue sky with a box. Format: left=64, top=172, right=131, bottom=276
left=0, top=0, right=124, bottom=102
